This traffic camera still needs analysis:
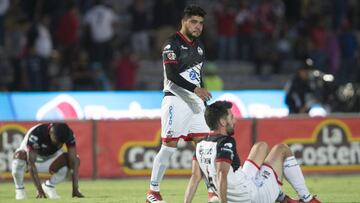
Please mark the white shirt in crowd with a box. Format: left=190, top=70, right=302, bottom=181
left=35, top=24, right=53, bottom=58
left=84, top=5, right=117, bottom=43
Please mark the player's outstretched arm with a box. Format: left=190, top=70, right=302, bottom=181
left=184, top=159, right=202, bottom=203
left=67, top=146, right=84, bottom=198
left=28, top=150, right=47, bottom=198
left=216, top=162, right=230, bottom=203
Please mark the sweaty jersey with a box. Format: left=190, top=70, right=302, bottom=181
left=162, top=32, right=206, bottom=112
left=195, top=134, right=253, bottom=202
left=25, top=123, right=76, bottom=156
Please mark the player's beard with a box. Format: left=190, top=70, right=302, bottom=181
left=186, top=28, right=200, bottom=40
left=226, top=123, right=235, bottom=136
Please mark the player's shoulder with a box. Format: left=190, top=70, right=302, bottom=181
left=217, top=135, right=236, bottom=147
left=163, top=33, right=180, bottom=49
left=28, top=123, right=48, bottom=135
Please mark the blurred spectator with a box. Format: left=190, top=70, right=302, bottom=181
left=72, top=51, right=97, bottom=90
left=235, top=0, right=255, bottom=60
left=4, top=18, right=28, bottom=91
left=285, top=60, right=315, bottom=114
left=128, top=0, right=151, bottom=58
left=337, top=20, right=358, bottom=84
left=83, top=0, right=118, bottom=76
left=214, top=0, right=237, bottom=60
left=56, top=0, right=80, bottom=73
left=203, top=62, right=224, bottom=91
left=0, top=0, right=9, bottom=46
left=0, top=47, right=12, bottom=91
left=23, top=15, right=53, bottom=91
left=113, top=46, right=138, bottom=90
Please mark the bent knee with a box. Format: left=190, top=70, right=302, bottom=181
left=13, top=150, right=27, bottom=160
left=253, top=141, right=269, bottom=153
left=273, top=143, right=292, bottom=155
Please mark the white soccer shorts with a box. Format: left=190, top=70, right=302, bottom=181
left=242, top=159, right=282, bottom=203
left=161, top=96, right=209, bottom=142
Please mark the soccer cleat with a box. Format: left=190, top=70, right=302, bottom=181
left=42, top=183, right=60, bottom=199
left=208, top=192, right=219, bottom=203
left=15, top=188, right=27, bottom=200
left=300, top=195, right=321, bottom=203
left=146, top=190, right=166, bottom=203
left=279, top=195, right=299, bottom=203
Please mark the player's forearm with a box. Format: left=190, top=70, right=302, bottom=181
left=184, top=175, right=201, bottom=203
left=218, top=173, right=228, bottom=203
left=29, top=164, right=42, bottom=191
left=165, top=65, right=197, bottom=92
left=69, top=157, right=80, bottom=189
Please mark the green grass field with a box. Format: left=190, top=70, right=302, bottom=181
left=1, top=175, right=360, bottom=203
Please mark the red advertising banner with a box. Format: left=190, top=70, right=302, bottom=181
left=96, top=119, right=253, bottom=177
left=0, top=121, right=93, bottom=180
left=256, top=117, right=360, bottom=174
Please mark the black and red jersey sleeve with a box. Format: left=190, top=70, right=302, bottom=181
left=162, top=38, right=198, bottom=92
left=215, top=137, right=236, bottom=164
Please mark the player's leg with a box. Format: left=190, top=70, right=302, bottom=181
left=147, top=96, right=191, bottom=202
left=265, top=143, right=320, bottom=202
left=11, top=150, right=27, bottom=199
left=36, top=150, right=66, bottom=199
left=242, top=141, right=269, bottom=177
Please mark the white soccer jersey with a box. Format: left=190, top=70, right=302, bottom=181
left=195, top=134, right=254, bottom=202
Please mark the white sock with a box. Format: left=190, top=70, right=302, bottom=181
left=46, top=167, right=68, bottom=187
left=283, top=156, right=312, bottom=201
left=149, top=145, right=176, bottom=192
left=12, top=159, right=27, bottom=189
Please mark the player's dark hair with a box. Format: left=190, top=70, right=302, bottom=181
left=183, top=5, right=206, bottom=19
left=52, top=123, right=72, bottom=143
left=205, top=101, right=232, bottom=130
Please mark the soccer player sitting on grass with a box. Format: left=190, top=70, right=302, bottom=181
left=11, top=123, right=84, bottom=199
left=184, top=101, right=321, bottom=203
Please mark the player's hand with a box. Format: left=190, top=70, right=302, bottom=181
left=194, top=87, right=212, bottom=102
left=72, top=189, right=84, bottom=198
left=36, top=190, right=47, bottom=198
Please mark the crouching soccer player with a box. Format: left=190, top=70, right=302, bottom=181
left=11, top=123, right=84, bottom=199
left=184, top=101, right=321, bottom=203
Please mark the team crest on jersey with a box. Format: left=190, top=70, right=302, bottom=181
left=197, top=46, right=203, bottom=55
left=167, top=52, right=176, bottom=60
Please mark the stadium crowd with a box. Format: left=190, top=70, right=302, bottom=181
left=0, top=0, right=359, bottom=92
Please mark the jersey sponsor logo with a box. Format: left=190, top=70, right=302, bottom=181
left=285, top=119, right=360, bottom=172
left=0, top=124, right=27, bottom=178
left=189, top=69, right=200, bottom=81
left=197, top=46, right=203, bottom=55
left=118, top=131, right=194, bottom=175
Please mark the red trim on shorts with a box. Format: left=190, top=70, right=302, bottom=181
left=188, top=133, right=209, bottom=138
left=246, top=159, right=260, bottom=170
left=164, top=60, right=178, bottom=64
left=162, top=133, right=208, bottom=142
left=262, top=163, right=283, bottom=186
left=192, top=156, right=196, bottom=161
left=216, top=158, right=232, bottom=164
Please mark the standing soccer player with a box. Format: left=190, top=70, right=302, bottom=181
left=11, top=123, right=84, bottom=199
left=146, top=5, right=214, bottom=203
left=184, top=101, right=321, bottom=203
